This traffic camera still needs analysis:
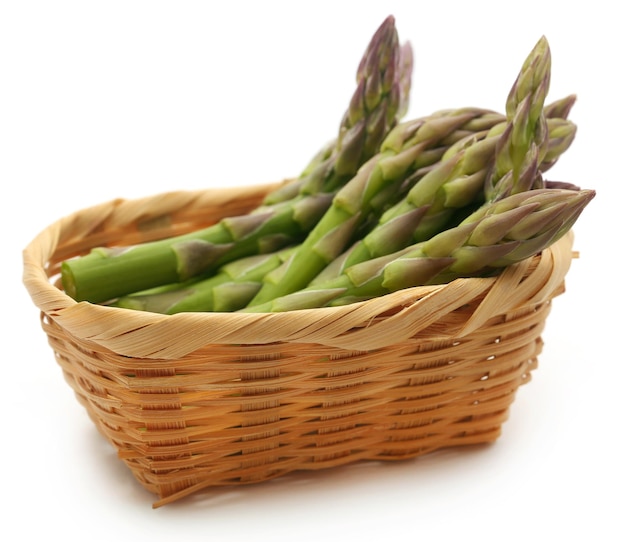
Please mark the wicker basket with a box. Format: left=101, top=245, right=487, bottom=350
left=22, top=181, right=576, bottom=507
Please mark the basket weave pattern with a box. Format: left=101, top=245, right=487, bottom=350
left=23, top=182, right=575, bottom=507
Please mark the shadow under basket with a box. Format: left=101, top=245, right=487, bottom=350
left=22, top=181, right=576, bottom=508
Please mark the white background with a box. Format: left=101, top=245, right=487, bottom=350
left=2, top=1, right=624, bottom=540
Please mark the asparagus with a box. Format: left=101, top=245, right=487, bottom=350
left=245, top=108, right=504, bottom=307
left=111, top=247, right=297, bottom=314
left=485, top=36, right=551, bottom=201
left=240, top=188, right=595, bottom=313
left=263, top=15, right=409, bottom=205
left=61, top=16, right=405, bottom=304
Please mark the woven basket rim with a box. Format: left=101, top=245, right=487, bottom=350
left=22, top=182, right=575, bottom=359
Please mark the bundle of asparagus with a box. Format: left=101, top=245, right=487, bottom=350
left=61, top=21, right=594, bottom=315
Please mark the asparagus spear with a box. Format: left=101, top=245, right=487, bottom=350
left=263, top=15, right=409, bottom=205
left=485, top=35, right=551, bottom=201
left=111, top=246, right=297, bottom=313
left=240, top=188, right=595, bottom=313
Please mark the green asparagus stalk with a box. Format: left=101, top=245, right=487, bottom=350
left=485, top=36, right=551, bottom=201
left=240, top=187, right=595, bottom=313
left=245, top=108, right=504, bottom=307
left=263, top=15, right=410, bottom=205
left=333, top=26, right=410, bottom=178
left=111, top=246, right=297, bottom=313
